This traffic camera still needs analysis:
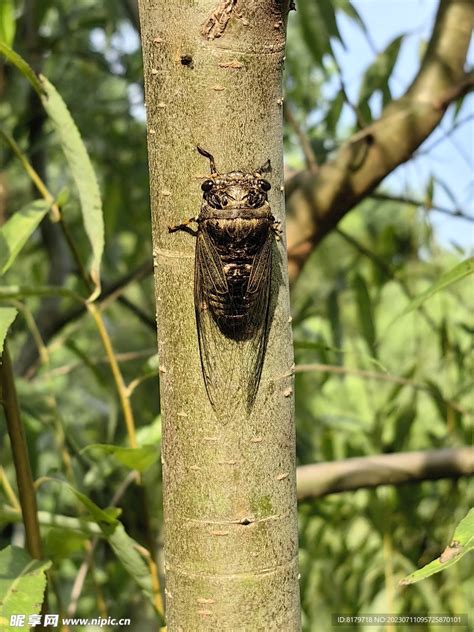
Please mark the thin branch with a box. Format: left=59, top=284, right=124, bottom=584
left=335, top=63, right=368, bottom=130
left=295, top=362, right=471, bottom=416
left=0, top=466, right=21, bottom=511
left=432, top=71, right=474, bottom=110
left=87, top=304, right=137, bottom=446
left=49, top=348, right=156, bottom=378
left=116, top=296, right=156, bottom=330
left=415, top=114, right=474, bottom=156
left=296, top=447, right=474, bottom=500
left=295, top=362, right=423, bottom=387
left=284, top=104, right=319, bottom=173
left=0, top=129, right=59, bottom=219
left=0, top=344, right=43, bottom=559
left=370, top=192, right=474, bottom=222
left=17, top=260, right=154, bottom=377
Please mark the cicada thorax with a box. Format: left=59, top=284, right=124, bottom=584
left=201, top=214, right=274, bottom=341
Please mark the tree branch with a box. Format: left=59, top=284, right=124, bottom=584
left=0, top=344, right=43, bottom=559
left=432, top=71, right=474, bottom=110
left=296, top=447, right=474, bottom=500
left=370, top=192, right=474, bottom=223
left=16, top=260, right=153, bottom=377
left=285, top=0, right=474, bottom=283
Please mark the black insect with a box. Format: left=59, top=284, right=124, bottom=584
left=169, top=146, right=280, bottom=417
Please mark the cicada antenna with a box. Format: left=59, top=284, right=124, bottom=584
left=197, top=146, right=217, bottom=175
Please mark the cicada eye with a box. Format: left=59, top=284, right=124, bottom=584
left=201, top=179, right=214, bottom=192
left=247, top=190, right=265, bottom=208
left=258, top=179, right=271, bottom=192
left=208, top=193, right=223, bottom=209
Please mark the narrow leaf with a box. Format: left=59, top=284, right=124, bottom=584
left=399, top=258, right=474, bottom=317
left=358, top=35, right=404, bottom=106
left=327, top=289, right=342, bottom=365
left=0, top=200, right=50, bottom=275
left=325, top=89, right=345, bottom=135
left=353, top=274, right=377, bottom=358
left=0, top=41, right=43, bottom=95
left=0, top=307, right=17, bottom=354
left=319, top=0, right=345, bottom=47
left=39, top=74, right=104, bottom=300
left=50, top=481, right=158, bottom=612
left=0, top=0, right=16, bottom=47
left=0, top=546, right=51, bottom=626
left=298, top=1, right=334, bottom=72
left=334, top=0, right=367, bottom=34
left=400, top=509, right=474, bottom=585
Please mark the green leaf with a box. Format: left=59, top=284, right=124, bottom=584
left=425, top=380, right=448, bottom=421
left=353, top=273, right=377, bottom=358
left=358, top=35, right=404, bottom=108
left=325, top=89, right=345, bottom=135
left=0, top=200, right=50, bottom=275
left=424, top=175, right=435, bottom=209
left=0, top=41, right=43, bottom=95
left=400, top=509, right=474, bottom=585
left=39, top=74, right=104, bottom=300
left=388, top=402, right=417, bottom=452
left=0, top=546, right=51, bottom=627
left=0, top=0, right=16, bottom=47
left=83, top=444, right=159, bottom=472
left=297, top=0, right=339, bottom=73
left=0, top=307, right=17, bottom=354
left=399, top=258, right=474, bottom=316
left=66, top=485, right=120, bottom=527
left=319, top=0, right=345, bottom=47
left=327, top=289, right=342, bottom=364
left=47, top=480, right=160, bottom=617
left=334, top=0, right=367, bottom=34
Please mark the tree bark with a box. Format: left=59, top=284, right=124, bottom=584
left=138, top=1, right=300, bottom=630
left=285, top=0, right=474, bottom=283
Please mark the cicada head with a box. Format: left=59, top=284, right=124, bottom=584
left=200, top=172, right=271, bottom=211
left=197, top=145, right=272, bottom=211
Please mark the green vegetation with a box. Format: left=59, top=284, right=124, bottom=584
left=0, top=1, right=472, bottom=630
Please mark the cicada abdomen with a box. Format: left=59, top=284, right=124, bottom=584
left=169, top=146, right=279, bottom=418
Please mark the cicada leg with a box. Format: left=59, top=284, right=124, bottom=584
left=272, top=220, right=282, bottom=241
left=168, top=217, right=199, bottom=237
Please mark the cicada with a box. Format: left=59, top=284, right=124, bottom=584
left=169, top=146, right=280, bottom=417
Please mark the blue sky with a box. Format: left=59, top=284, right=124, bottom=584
left=332, top=0, right=473, bottom=250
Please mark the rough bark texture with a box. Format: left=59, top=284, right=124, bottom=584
left=285, top=0, right=474, bottom=283
left=138, top=1, right=300, bottom=630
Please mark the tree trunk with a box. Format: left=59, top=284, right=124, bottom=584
left=138, top=1, right=300, bottom=630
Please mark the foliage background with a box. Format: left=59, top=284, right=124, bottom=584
left=0, top=0, right=472, bottom=630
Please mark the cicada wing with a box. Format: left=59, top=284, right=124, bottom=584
left=194, top=228, right=273, bottom=419
left=240, top=230, right=273, bottom=409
